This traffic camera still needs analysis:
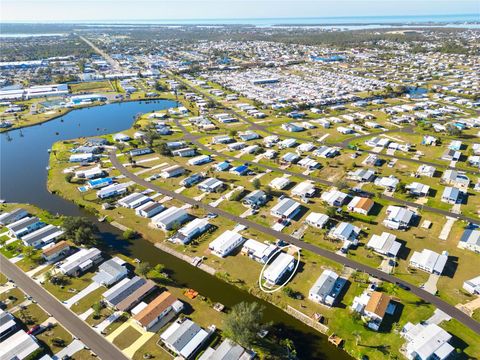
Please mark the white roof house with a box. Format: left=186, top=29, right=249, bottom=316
left=383, top=206, right=415, bottom=230
left=151, top=207, right=189, bottom=231
left=270, top=198, right=301, bottom=219
left=291, top=181, right=316, bottom=198
left=458, top=228, right=480, bottom=253
left=402, top=323, right=453, bottom=360
left=330, top=222, right=360, bottom=244
left=321, top=189, right=349, bottom=206
left=160, top=319, right=211, bottom=359
left=117, top=192, right=151, bottom=209
left=409, top=249, right=448, bottom=275
left=374, top=175, right=399, bottom=190
left=160, top=165, right=185, bottom=179
left=0, top=330, right=40, bottom=360
left=305, top=212, right=329, bottom=229
left=209, top=230, right=245, bottom=257
left=406, top=182, right=430, bottom=197
left=263, top=253, right=296, bottom=285
left=366, top=232, right=402, bottom=258
left=171, top=218, right=210, bottom=245
left=241, top=239, right=277, bottom=264
left=59, top=248, right=103, bottom=276
left=416, top=164, right=436, bottom=177
left=463, top=275, right=480, bottom=295
left=269, top=177, right=291, bottom=190
left=308, top=270, right=345, bottom=307
left=198, top=178, right=224, bottom=193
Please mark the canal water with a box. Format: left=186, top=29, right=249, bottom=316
left=0, top=100, right=352, bottom=360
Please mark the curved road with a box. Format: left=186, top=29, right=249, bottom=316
left=110, top=150, right=480, bottom=335
left=0, top=254, right=129, bottom=360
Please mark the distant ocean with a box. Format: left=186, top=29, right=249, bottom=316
left=99, top=14, right=480, bottom=26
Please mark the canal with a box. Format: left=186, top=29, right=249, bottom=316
left=0, top=100, right=352, bottom=360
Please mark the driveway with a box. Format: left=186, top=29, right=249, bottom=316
left=1, top=254, right=128, bottom=360
left=423, top=274, right=440, bottom=295
left=63, top=282, right=101, bottom=308
left=53, top=339, right=85, bottom=360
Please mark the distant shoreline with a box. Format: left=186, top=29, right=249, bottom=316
left=1, top=13, right=479, bottom=27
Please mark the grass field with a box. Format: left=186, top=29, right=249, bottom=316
left=112, top=326, right=143, bottom=349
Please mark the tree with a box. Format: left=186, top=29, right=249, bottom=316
left=228, top=130, right=237, bottom=138
left=22, top=246, right=41, bottom=264
left=223, top=302, right=265, bottom=347
left=156, top=142, right=171, bottom=156
left=62, top=217, right=99, bottom=246
left=280, top=338, right=297, bottom=359
left=230, top=191, right=243, bottom=202
left=264, top=185, right=273, bottom=197
left=282, top=286, right=296, bottom=298
left=44, top=270, right=53, bottom=283
left=137, top=262, right=152, bottom=277
left=123, top=229, right=139, bottom=240
left=252, top=178, right=261, bottom=190
left=65, top=173, right=74, bottom=183
left=92, top=302, right=103, bottom=319
left=446, top=123, right=462, bottom=137
left=147, top=264, right=169, bottom=283
left=325, top=205, right=337, bottom=218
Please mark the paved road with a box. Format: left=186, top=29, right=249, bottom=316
left=79, top=35, right=121, bottom=72
left=174, top=118, right=480, bottom=227
left=0, top=254, right=129, bottom=360
left=110, top=151, right=480, bottom=335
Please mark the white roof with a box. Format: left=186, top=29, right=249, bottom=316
left=263, top=253, right=295, bottom=283
left=209, top=230, right=244, bottom=254
left=367, top=232, right=401, bottom=257
left=410, top=249, right=448, bottom=274
left=179, top=218, right=209, bottom=237
left=405, top=323, right=453, bottom=360
left=269, top=177, right=290, bottom=188
left=305, top=212, right=329, bottom=227
left=0, top=330, right=40, bottom=360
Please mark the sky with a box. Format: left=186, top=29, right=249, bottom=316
left=1, top=0, right=479, bottom=22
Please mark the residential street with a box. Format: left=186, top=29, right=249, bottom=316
left=110, top=150, right=480, bottom=336
left=0, top=254, right=129, bottom=360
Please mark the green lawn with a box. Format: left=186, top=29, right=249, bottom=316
left=37, top=323, right=73, bottom=352
left=0, top=287, right=25, bottom=309
left=112, top=326, right=142, bottom=349
left=43, top=272, right=96, bottom=301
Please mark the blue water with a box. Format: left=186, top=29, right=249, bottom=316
left=3, top=13, right=479, bottom=27
left=0, top=100, right=177, bottom=212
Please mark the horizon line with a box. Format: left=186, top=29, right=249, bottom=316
left=1, top=13, right=479, bottom=24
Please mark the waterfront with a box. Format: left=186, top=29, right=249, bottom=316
left=0, top=100, right=352, bottom=360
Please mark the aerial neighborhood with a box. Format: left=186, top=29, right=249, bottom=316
left=1, top=14, right=480, bottom=360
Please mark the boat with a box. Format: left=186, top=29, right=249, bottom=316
left=191, top=256, right=203, bottom=267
